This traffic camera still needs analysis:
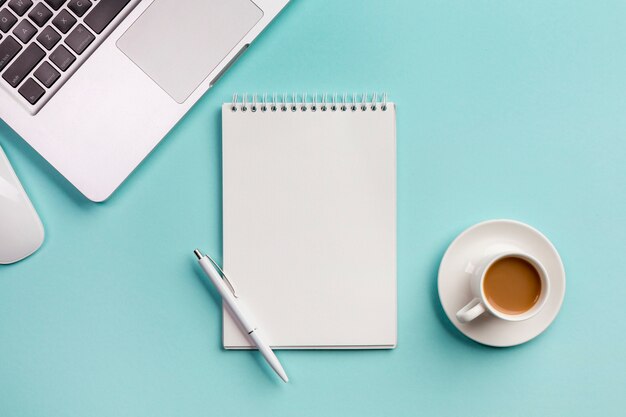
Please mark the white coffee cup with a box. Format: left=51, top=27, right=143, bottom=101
left=456, top=251, right=550, bottom=323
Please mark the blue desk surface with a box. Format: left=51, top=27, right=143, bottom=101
left=2, top=1, right=625, bottom=416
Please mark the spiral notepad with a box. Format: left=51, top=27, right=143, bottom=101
left=222, top=93, right=397, bottom=349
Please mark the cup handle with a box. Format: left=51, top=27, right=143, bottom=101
left=456, top=298, right=486, bottom=323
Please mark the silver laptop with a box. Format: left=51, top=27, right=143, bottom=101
left=0, top=0, right=288, bottom=201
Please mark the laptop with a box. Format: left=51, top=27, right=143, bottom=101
left=0, top=0, right=288, bottom=201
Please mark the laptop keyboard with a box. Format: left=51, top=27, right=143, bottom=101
left=0, top=0, right=134, bottom=112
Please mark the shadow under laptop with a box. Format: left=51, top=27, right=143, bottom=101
left=95, top=87, right=223, bottom=206
left=0, top=119, right=95, bottom=208
left=0, top=105, right=191, bottom=207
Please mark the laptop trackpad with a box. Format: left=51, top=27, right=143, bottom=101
left=117, top=0, right=263, bottom=103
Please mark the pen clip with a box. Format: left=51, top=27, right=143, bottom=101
left=206, top=254, right=239, bottom=298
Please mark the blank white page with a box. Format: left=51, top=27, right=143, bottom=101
left=222, top=102, right=397, bottom=349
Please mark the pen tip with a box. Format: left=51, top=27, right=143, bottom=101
left=277, top=368, right=289, bottom=383
left=194, top=249, right=203, bottom=260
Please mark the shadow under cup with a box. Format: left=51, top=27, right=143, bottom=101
left=482, top=254, right=550, bottom=321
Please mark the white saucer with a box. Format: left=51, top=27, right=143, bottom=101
left=438, top=219, right=566, bottom=347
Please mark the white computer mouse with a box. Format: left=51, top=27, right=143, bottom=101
left=0, top=144, right=44, bottom=264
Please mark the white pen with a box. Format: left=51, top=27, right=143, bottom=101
left=193, top=249, right=289, bottom=383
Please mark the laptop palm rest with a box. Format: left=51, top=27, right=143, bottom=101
left=117, top=0, right=263, bottom=103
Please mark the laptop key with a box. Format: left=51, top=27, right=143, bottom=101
left=2, top=42, right=45, bottom=87
left=44, top=0, right=65, bottom=11
left=68, top=0, right=92, bottom=18
left=8, top=0, right=32, bottom=17
left=36, top=25, right=60, bottom=50
left=18, top=77, right=44, bottom=104
left=0, top=34, right=20, bottom=71
left=52, top=9, right=76, bottom=34
left=28, top=3, right=53, bottom=27
left=33, top=61, right=59, bottom=87
left=0, top=8, right=18, bottom=32
left=84, top=0, right=130, bottom=34
left=65, top=24, right=94, bottom=55
left=49, top=44, right=75, bottom=71
left=12, top=18, right=36, bottom=43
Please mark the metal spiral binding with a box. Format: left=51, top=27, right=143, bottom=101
left=230, top=93, right=389, bottom=112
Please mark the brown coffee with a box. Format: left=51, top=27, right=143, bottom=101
left=483, top=256, right=542, bottom=315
